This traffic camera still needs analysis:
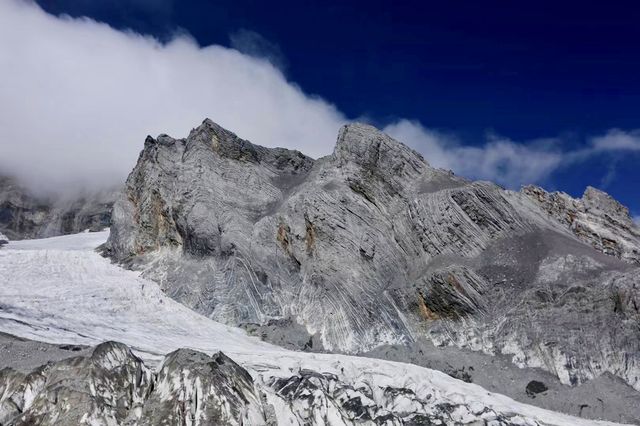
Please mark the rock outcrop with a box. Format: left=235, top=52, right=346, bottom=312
left=523, top=185, right=640, bottom=264
left=0, top=175, right=117, bottom=240
left=105, top=119, right=640, bottom=392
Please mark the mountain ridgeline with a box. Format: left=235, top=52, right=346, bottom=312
left=103, top=119, right=640, bottom=394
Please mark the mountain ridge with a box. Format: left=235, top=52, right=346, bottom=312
left=104, top=118, right=640, bottom=394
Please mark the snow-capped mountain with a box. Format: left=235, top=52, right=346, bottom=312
left=1, top=119, right=639, bottom=425
left=103, top=119, right=640, bottom=396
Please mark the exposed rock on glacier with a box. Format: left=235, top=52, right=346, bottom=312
left=0, top=341, right=153, bottom=425
left=0, top=175, right=117, bottom=240
left=140, top=349, right=266, bottom=425
left=105, top=119, right=640, bottom=394
left=0, top=340, right=622, bottom=426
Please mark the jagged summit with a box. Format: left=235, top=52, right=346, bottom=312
left=335, top=122, right=427, bottom=166
left=583, top=185, right=635, bottom=225
left=523, top=184, right=640, bottom=263
left=106, top=119, right=640, bottom=394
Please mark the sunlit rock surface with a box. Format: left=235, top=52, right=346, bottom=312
left=523, top=185, right=640, bottom=264
left=105, top=119, right=640, bottom=393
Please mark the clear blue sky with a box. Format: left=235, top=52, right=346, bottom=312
left=35, top=0, right=640, bottom=216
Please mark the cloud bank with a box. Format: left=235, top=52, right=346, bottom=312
left=0, top=0, right=639, bottom=196
left=0, top=0, right=345, bottom=194
left=384, top=120, right=640, bottom=188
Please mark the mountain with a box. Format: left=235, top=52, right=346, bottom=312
left=523, top=185, right=640, bottom=264
left=0, top=175, right=117, bottom=240
left=0, top=231, right=631, bottom=425
left=103, top=118, right=640, bottom=399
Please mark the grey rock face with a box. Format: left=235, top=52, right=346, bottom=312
left=523, top=185, right=640, bottom=264
left=0, top=332, right=90, bottom=373
left=0, top=175, right=117, bottom=240
left=106, top=119, right=640, bottom=393
left=0, top=340, right=576, bottom=426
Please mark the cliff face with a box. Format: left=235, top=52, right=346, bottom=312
left=0, top=176, right=117, bottom=240
left=106, top=119, right=640, bottom=391
left=523, top=185, right=640, bottom=264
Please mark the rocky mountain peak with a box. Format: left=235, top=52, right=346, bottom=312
left=106, top=119, right=640, bottom=394
left=186, top=118, right=262, bottom=162
left=523, top=184, right=640, bottom=264
left=90, top=341, right=140, bottom=370
left=332, top=122, right=431, bottom=202
left=335, top=122, right=427, bottom=170
left=583, top=185, right=635, bottom=226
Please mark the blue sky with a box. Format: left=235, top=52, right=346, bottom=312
left=5, top=0, right=639, bottom=217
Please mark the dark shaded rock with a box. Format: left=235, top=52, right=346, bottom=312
left=526, top=380, right=549, bottom=397
left=0, top=341, right=153, bottom=425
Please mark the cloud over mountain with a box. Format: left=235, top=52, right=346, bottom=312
left=0, top=0, right=639, bottom=196
left=385, top=120, right=640, bottom=188
left=0, top=0, right=345, bottom=195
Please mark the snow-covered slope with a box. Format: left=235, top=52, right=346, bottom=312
left=0, top=231, right=629, bottom=425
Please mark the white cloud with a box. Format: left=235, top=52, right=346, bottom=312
left=0, top=0, right=345, bottom=195
left=590, top=129, right=640, bottom=152
left=382, top=120, right=456, bottom=170
left=229, top=29, right=287, bottom=71
left=384, top=119, right=640, bottom=189
left=384, top=120, right=564, bottom=187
